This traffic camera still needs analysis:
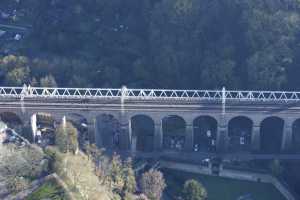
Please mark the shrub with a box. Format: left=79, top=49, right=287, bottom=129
left=182, top=179, right=207, bottom=200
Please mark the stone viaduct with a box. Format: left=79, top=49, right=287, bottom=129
left=0, top=85, right=300, bottom=156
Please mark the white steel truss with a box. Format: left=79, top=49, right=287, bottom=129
left=0, top=85, right=299, bottom=103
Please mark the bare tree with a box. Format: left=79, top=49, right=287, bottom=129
left=140, top=169, right=166, bottom=200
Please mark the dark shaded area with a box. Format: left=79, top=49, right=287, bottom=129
left=131, top=115, right=154, bottom=152
left=282, top=161, right=300, bottom=199
left=260, top=117, right=284, bottom=154
left=292, top=119, right=300, bottom=153
left=162, top=115, right=186, bottom=151
left=193, top=116, right=217, bottom=152
left=96, top=114, right=120, bottom=149
left=0, top=112, right=22, bottom=126
left=228, top=116, right=253, bottom=152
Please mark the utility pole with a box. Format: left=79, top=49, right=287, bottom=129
left=222, top=86, right=226, bottom=115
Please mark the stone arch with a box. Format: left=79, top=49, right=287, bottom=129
left=228, top=116, right=253, bottom=152
left=0, top=112, right=23, bottom=139
left=31, top=112, right=56, bottom=145
left=193, top=116, right=217, bottom=152
left=292, top=119, right=300, bottom=152
left=95, top=114, right=120, bottom=149
left=131, top=115, right=155, bottom=152
left=260, top=116, right=284, bottom=153
left=162, top=115, right=186, bottom=151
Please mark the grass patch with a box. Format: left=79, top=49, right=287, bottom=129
left=162, top=169, right=287, bottom=200
left=25, top=179, right=69, bottom=200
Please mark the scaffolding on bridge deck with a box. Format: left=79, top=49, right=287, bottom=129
left=0, top=85, right=298, bottom=103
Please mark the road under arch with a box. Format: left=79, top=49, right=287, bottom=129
left=260, top=117, right=284, bottom=154
left=228, top=116, right=253, bottom=153
left=193, top=116, right=217, bottom=152
left=162, top=115, right=186, bottom=151
left=131, top=115, right=155, bottom=152
left=96, top=114, right=120, bottom=149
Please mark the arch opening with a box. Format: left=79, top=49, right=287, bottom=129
left=96, top=114, right=120, bottom=149
left=131, top=115, right=154, bottom=152
left=33, top=112, right=56, bottom=145
left=260, top=117, right=284, bottom=153
left=65, top=113, right=88, bottom=149
left=162, top=115, right=186, bottom=151
left=228, top=116, right=253, bottom=152
left=0, top=112, right=22, bottom=127
left=292, top=119, right=300, bottom=153
left=0, top=112, right=23, bottom=139
left=193, top=116, right=217, bottom=152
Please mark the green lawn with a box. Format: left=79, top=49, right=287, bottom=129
left=162, top=169, right=286, bottom=200
left=25, top=179, right=69, bottom=200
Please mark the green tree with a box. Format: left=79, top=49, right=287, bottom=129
left=182, top=179, right=207, bottom=200
left=40, top=74, right=57, bottom=87
left=55, top=121, right=78, bottom=154
left=0, top=55, right=31, bottom=86
left=6, top=67, right=30, bottom=86
left=110, top=153, right=124, bottom=191
left=124, top=192, right=135, bottom=200
left=122, top=157, right=136, bottom=194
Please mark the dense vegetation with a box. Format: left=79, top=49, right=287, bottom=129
left=1, top=0, right=300, bottom=90
left=25, top=179, right=68, bottom=200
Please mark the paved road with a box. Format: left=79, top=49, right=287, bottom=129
left=0, top=23, right=29, bottom=31
left=129, top=151, right=300, bottom=161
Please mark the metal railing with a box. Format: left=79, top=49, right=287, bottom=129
left=0, top=85, right=299, bottom=103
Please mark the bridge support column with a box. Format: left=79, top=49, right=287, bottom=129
left=216, top=117, right=227, bottom=153
left=30, top=114, right=37, bottom=142
left=251, top=124, right=260, bottom=152
left=282, top=121, right=293, bottom=153
left=93, top=118, right=103, bottom=148
left=185, top=123, right=194, bottom=152
left=87, top=117, right=97, bottom=145
left=119, top=116, right=131, bottom=151
left=154, top=119, right=163, bottom=151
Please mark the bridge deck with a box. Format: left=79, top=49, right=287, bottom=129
left=1, top=85, right=300, bottom=103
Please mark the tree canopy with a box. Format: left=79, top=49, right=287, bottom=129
left=182, top=179, right=207, bottom=200
left=1, top=0, right=300, bottom=90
